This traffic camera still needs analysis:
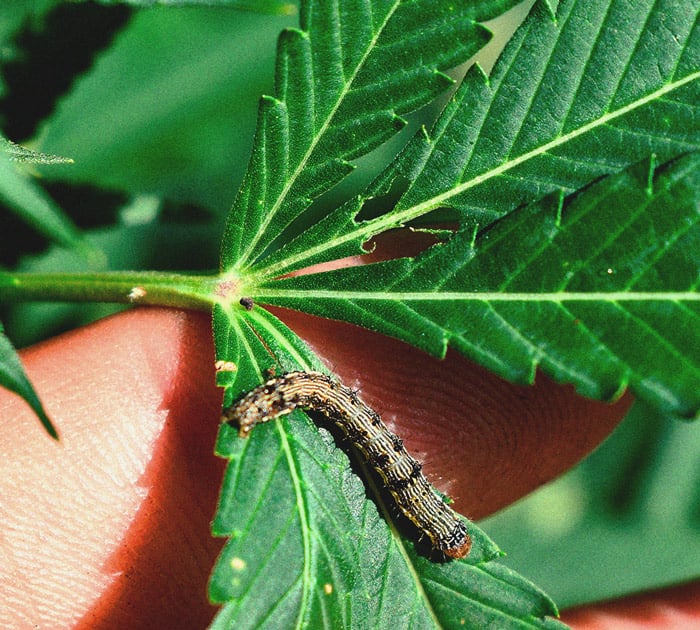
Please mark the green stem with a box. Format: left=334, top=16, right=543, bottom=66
left=0, top=270, right=227, bottom=311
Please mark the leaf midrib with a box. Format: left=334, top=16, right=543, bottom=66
left=253, top=290, right=700, bottom=302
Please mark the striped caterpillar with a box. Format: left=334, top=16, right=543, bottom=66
left=220, top=371, right=471, bottom=559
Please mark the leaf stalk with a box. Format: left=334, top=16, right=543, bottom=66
left=0, top=271, right=223, bottom=311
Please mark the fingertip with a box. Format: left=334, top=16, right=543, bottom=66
left=562, top=580, right=700, bottom=629
left=0, top=308, right=225, bottom=628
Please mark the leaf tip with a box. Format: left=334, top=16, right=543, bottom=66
left=391, top=114, right=408, bottom=132
left=35, top=406, right=60, bottom=440
left=45, top=421, right=60, bottom=441
left=539, top=0, right=560, bottom=21
left=434, top=69, right=456, bottom=87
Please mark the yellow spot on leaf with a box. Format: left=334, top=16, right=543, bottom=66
left=230, top=557, right=246, bottom=572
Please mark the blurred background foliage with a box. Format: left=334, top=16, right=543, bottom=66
left=484, top=401, right=700, bottom=607
left=1, top=0, right=697, bottom=609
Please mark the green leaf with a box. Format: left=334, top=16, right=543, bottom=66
left=257, top=152, right=700, bottom=419
left=211, top=2, right=570, bottom=626
left=36, top=8, right=294, bottom=212
left=219, top=0, right=525, bottom=272
left=1, top=137, right=73, bottom=165
left=483, top=401, right=700, bottom=607
left=210, top=306, right=563, bottom=628
left=88, top=0, right=296, bottom=12
left=0, top=0, right=58, bottom=97
left=250, top=0, right=699, bottom=279
left=541, top=0, right=559, bottom=18
left=0, top=150, right=93, bottom=256
left=0, top=322, right=57, bottom=438
left=232, top=0, right=700, bottom=421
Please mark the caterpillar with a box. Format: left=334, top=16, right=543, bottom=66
left=220, top=371, right=471, bottom=559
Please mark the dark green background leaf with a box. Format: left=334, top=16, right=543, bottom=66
left=0, top=152, right=91, bottom=256
left=36, top=7, right=294, bottom=213
left=484, top=400, right=700, bottom=607
left=89, top=0, right=296, bottom=12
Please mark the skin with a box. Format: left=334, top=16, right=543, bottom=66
left=0, top=304, right=696, bottom=627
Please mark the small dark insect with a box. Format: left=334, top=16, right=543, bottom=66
left=239, top=296, right=255, bottom=311
left=221, top=371, right=471, bottom=559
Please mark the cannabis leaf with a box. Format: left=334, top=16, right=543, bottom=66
left=251, top=0, right=699, bottom=278
left=0, top=145, right=90, bottom=255
left=212, top=1, right=569, bottom=627
left=238, top=0, right=699, bottom=419
left=0, top=322, right=57, bottom=438
left=219, top=0, right=525, bottom=273
left=261, top=152, right=700, bottom=418
left=211, top=0, right=699, bottom=627
left=210, top=2, right=576, bottom=627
